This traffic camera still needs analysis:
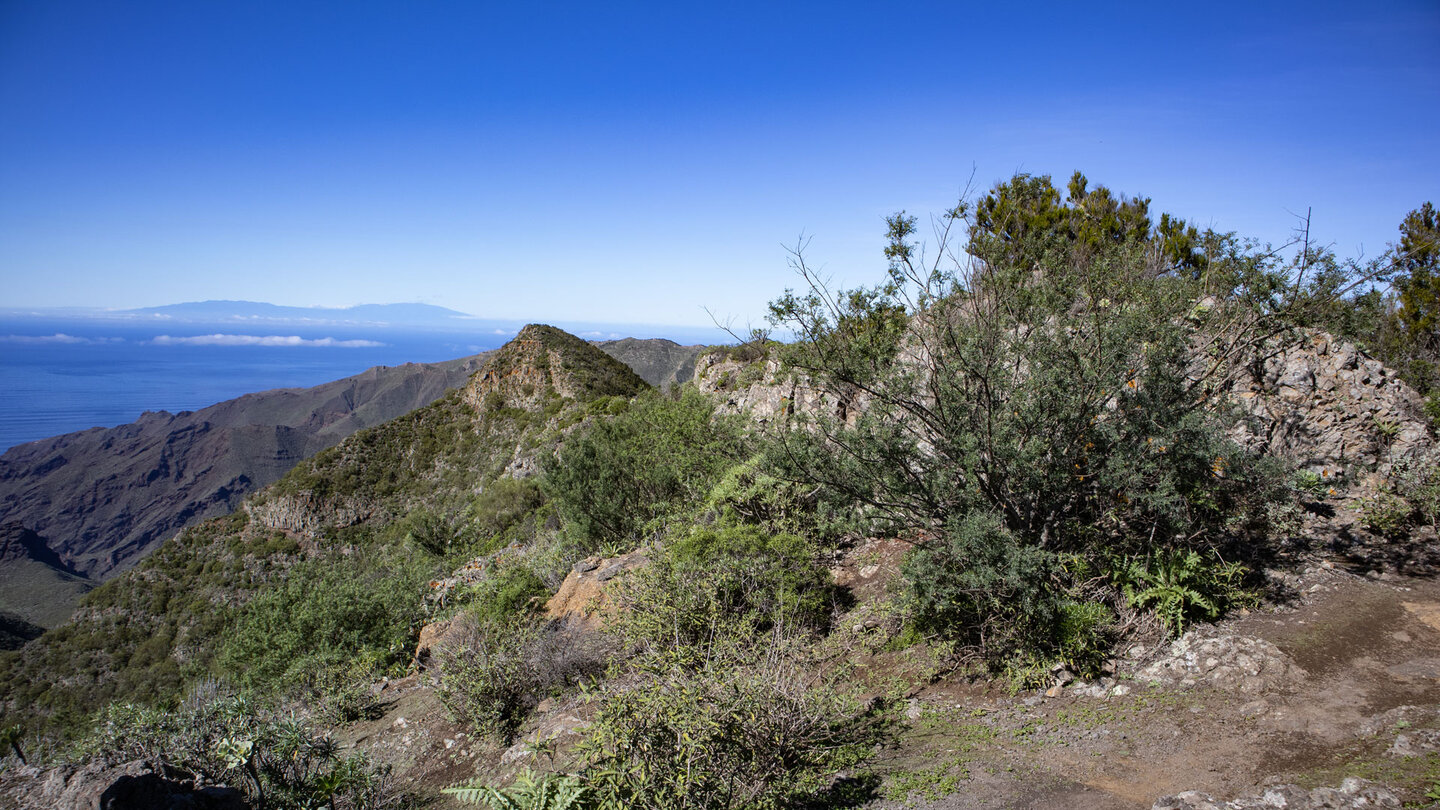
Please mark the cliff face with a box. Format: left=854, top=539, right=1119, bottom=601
left=0, top=353, right=490, bottom=586
left=695, top=330, right=1438, bottom=514
left=0, top=523, right=91, bottom=629
left=1228, top=332, right=1432, bottom=474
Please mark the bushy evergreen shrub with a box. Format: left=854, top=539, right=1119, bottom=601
left=544, top=388, right=747, bottom=552
left=435, top=614, right=606, bottom=742
left=579, top=639, right=885, bottom=810
left=86, top=687, right=400, bottom=809
left=767, top=172, right=1293, bottom=665
left=218, top=548, right=428, bottom=687
left=612, top=524, right=833, bottom=667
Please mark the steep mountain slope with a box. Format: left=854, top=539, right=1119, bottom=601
left=0, top=611, right=43, bottom=651
left=0, top=325, right=647, bottom=742
left=0, top=353, right=491, bottom=590
left=0, top=524, right=90, bottom=630
left=595, top=337, right=704, bottom=388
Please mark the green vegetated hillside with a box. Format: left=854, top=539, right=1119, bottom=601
left=0, top=325, right=646, bottom=736
left=2, top=176, right=1439, bottom=810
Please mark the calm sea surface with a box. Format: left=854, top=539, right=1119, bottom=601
left=0, top=318, right=515, bottom=452
left=0, top=317, right=729, bottom=452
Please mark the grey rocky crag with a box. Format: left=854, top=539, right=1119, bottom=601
left=1137, top=630, right=1307, bottom=694
left=1153, top=778, right=1401, bottom=809
left=1228, top=331, right=1432, bottom=479
left=696, top=330, right=1437, bottom=533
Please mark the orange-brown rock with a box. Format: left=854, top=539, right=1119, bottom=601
left=543, top=548, right=650, bottom=629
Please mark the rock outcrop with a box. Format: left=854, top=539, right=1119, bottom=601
left=1139, top=631, right=1306, bottom=694
left=1154, top=778, right=1400, bottom=809
left=244, top=491, right=380, bottom=537
left=1228, top=332, right=1432, bottom=478
left=544, top=548, right=651, bottom=629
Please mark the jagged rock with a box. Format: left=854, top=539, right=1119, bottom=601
left=544, top=547, right=649, bottom=628
left=412, top=617, right=455, bottom=669
left=1388, top=729, right=1440, bottom=757
left=694, top=355, right=849, bottom=425
left=1139, top=631, right=1305, bottom=694
left=1227, top=332, right=1432, bottom=481
left=100, top=774, right=247, bottom=810
left=245, top=491, right=379, bottom=536
left=1154, top=778, right=1400, bottom=809
left=0, top=759, right=242, bottom=810
left=1357, top=705, right=1440, bottom=737
left=498, top=713, right=590, bottom=767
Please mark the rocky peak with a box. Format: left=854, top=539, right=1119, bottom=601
left=0, top=523, right=71, bottom=573
left=463, top=324, right=648, bottom=413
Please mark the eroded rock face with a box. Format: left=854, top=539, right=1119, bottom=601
left=693, top=354, right=858, bottom=426
left=696, top=330, right=1434, bottom=497
left=543, top=547, right=650, bottom=629
left=0, top=760, right=246, bottom=810
left=1139, top=632, right=1306, bottom=694
left=244, top=491, right=379, bottom=537
left=1153, top=778, right=1400, bottom=809
left=1226, top=332, right=1432, bottom=477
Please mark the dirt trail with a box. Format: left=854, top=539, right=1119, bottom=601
left=869, top=566, right=1440, bottom=809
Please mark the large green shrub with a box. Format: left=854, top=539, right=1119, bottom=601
left=902, top=511, right=1063, bottom=663
left=218, top=548, right=429, bottom=687
left=767, top=172, right=1292, bottom=663
left=544, top=388, right=747, bottom=552
left=612, top=525, right=833, bottom=667
left=579, top=645, right=884, bottom=810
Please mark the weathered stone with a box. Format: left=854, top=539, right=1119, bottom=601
left=1139, top=631, right=1305, bottom=694
left=544, top=547, right=649, bottom=628
left=1153, top=778, right=1399, bottom=809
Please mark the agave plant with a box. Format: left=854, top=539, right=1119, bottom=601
left=443, top=769, right=596, bottom=810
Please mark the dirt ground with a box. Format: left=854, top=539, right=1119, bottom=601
left=862, top=565, right=1440, bottom=809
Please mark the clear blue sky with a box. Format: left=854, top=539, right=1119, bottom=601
left=2, top=1, right=1437, bottom=328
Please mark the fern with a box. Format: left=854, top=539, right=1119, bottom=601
left=443, top=770, right=596, bottom=810
left=1115, top=549, right=1243, bottom=637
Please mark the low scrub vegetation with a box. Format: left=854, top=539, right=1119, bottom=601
left=85, top=685, right=402, bottom=809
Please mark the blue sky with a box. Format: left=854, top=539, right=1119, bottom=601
left=1, top=1, right=1437, bottom=329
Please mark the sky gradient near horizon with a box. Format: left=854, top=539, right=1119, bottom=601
left=2, top=1, right=1437, bottom=328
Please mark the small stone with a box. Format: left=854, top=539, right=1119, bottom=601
left=1110, top=684, right=1131, bottom=697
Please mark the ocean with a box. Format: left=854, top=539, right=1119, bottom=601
left=0, top=316, right=726, bottom=452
